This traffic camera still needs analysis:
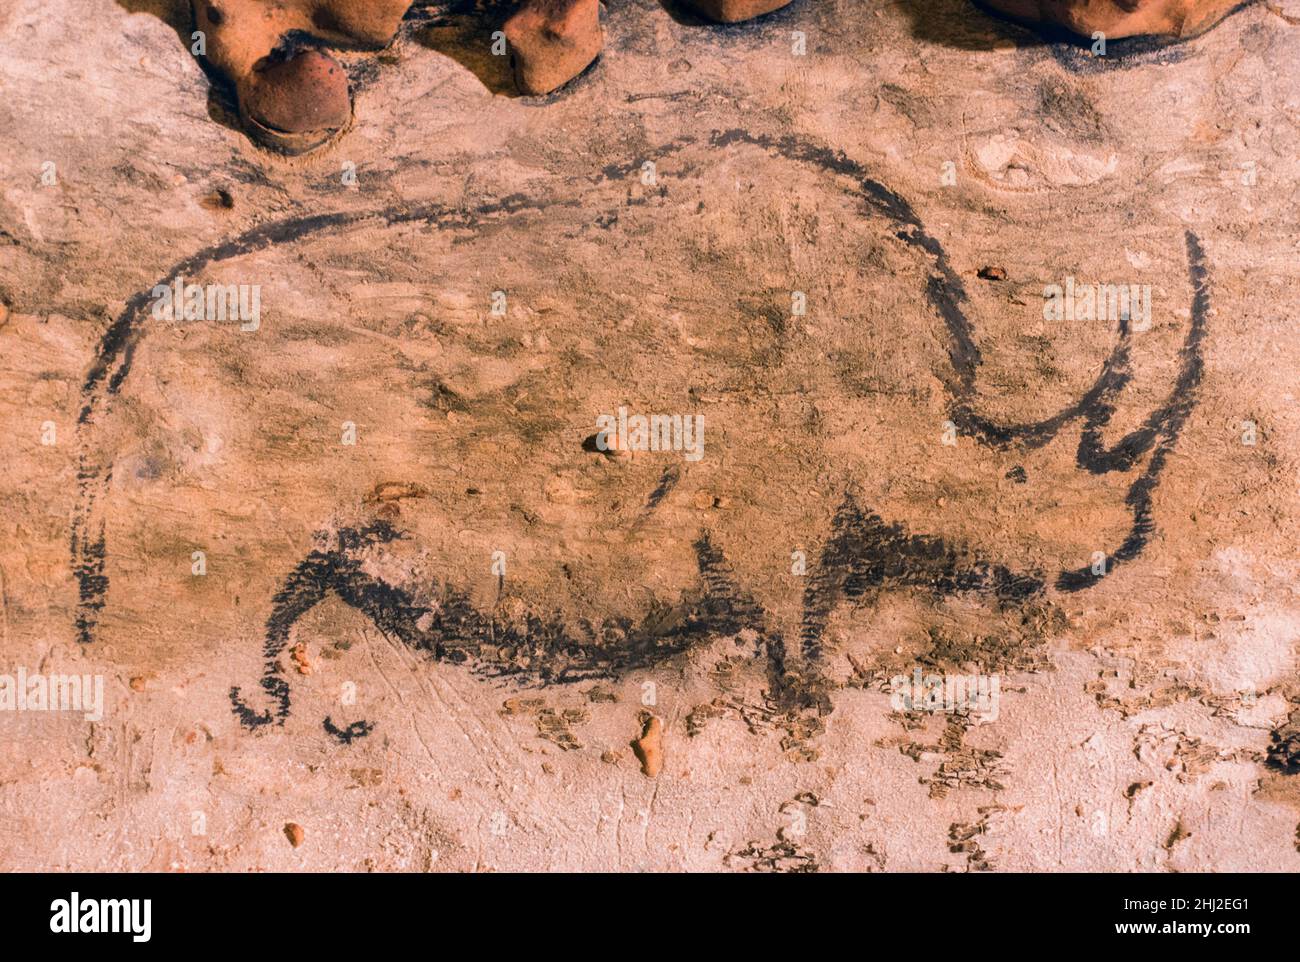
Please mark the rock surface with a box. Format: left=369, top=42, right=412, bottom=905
left=0, top=0, right=1297, bottom=872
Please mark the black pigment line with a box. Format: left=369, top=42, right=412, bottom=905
left=232, top=494, right=1042, bottom=729
left=706, top=129, right=1212, bottom=594
left=1055, top=231, right=1210, bottom=591
left=231, top=521, right=409, bottom=729
left=70, top=196, right=582, bottom=644
left=228, top=524, right=781, bottom=729
left=688, top=530, right=810, bottom=712
left=643, top=465, right=681, bottom=513
left=708, top=129, right=1148, bottom=452
left=68, top=137, right=717, bottom=645
left=798, top=493, right=1045, bottom=664
left=324, top=717, right=375, bottom=745
left=70, top=132, right=1211, bottom=724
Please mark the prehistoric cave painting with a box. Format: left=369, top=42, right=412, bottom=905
left=230, top=495, right=1052, bottom=741
left=67, top=130, right=1212, bottom=739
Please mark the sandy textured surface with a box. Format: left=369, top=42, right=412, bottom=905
left=1, top=0, right=1299, bottom=871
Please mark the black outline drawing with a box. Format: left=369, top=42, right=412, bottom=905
left=66, top=131, right=1211, bottom=738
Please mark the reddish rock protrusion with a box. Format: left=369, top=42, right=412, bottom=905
left=979, top=0, right=1240, bottom=39
left=188, top=0, right=411, bottom=153
left=679, top=0, right=792, bottom=23
left=504, top=0, right=604, bottom=96
left=633, top=714, right=664, bottom=777
left=242, top=49, right=351, bottom=136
